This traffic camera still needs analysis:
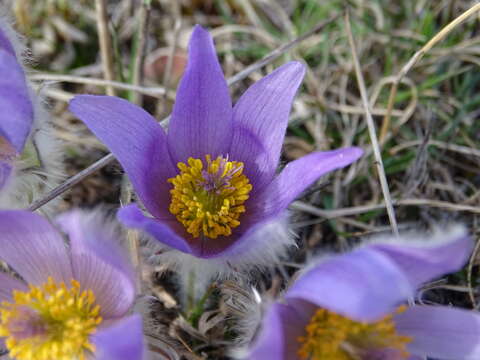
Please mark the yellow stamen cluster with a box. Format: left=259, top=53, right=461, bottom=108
left=168, top=155, right=252, bottom=239
left=298, top=307, right=411, bottom=360
left=0, top=277, right=102, bottom=360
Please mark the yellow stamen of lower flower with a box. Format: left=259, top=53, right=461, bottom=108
left=0, top=277, right=102, bottom=360
left=298, top=306, right=411, bottom=360
left=168, top=155, right=252, bottom=239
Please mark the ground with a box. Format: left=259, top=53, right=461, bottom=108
left=8, top=0, right=480, bottom=358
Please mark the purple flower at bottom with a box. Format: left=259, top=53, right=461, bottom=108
left=69, top=25, right=363, bottom=271
left=249, top=227, right=480, bottom=360
left=0, top=210, right=143, bottom=360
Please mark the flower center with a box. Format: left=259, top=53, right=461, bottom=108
left=168, top=155, right=252, bottom=239
left=297, top=307, right=411, bottom=360
left=0, top=277, right=102, bottom=360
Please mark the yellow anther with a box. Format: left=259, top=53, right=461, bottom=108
left=0, top=277, right=102, bottom=360
left=298, top=306, right=411, bottom=360
left=168, top=155, right=252, bottom=239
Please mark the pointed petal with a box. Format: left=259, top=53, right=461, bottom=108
left=117, top=204, right=192, bottom=254
left=230, top=61, right=305, bottom=188
left=0, top=49, right=33, bottom=153
left=93, top=315, right=144, bottom=360
left=0, top=210, right=73, bottom=285
left=56, top=210, right=136, bottom=319
left=0, top=273, right=27, bottom=301
left=167, top=25, right=232, bottom=163
left=395, top=305, right=480, bottom=360
left=369, top=226, right=472, bottom=289
left=250, top=147, right=363, bottom=220
left=285, top=246, right=413, bottom=322
left=69, top=95, right=176, bottom=219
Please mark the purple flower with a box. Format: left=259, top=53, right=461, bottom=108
left=0, top=21, right=33, bottom=190
left=0, top=210, right=144, bottom=360
left=249, top=227, right=480, bottom=360
left=69, top=25, right=362, bottom=268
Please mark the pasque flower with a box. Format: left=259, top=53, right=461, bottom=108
left=0, top=14, right=62, bottom=209
left=69, top=25, right=362, bottom=270
left=0, top=210, right=143, bottom=360
left=249, top=227, right=480, bottom=360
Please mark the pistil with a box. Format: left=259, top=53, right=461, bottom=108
left=168, top=155, right=252, bottom=239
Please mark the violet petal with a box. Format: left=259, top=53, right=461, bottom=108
left=230, top=62, right=305, bottom=192
left=249, top=147, right=363, bottom=221
left=0, top=210, right=73, bottom=285
left=370, top=227, right=472, bottom=289
left=285, top=246, right=413, bottom=322
left=92, top=315, right=144, bottom=360
left=394, top=305, right=480, bottom=359
left=0, top=49, right=33, bottom=153
left=117, top=204, right=192, bottom=254
left=69, top=95, right=176, bottom=219
left=56, top=210, right=136, bottom=319
left=167, top=25, right=232, bottom=163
